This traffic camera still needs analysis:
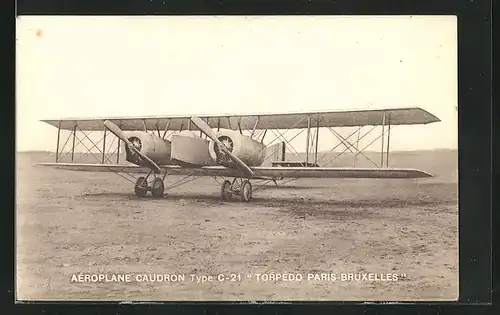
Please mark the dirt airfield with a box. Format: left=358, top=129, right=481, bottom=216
left=16, top=151, right=458, bottom=301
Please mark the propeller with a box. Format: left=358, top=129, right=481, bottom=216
left=190, top=116, right=255, bottom=178
left=103, top=120, right=161, bottom=173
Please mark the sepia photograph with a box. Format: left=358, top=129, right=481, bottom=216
left=16, top=15, right=458, bottom=301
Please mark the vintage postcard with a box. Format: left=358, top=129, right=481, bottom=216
left=16, top=15, right=458, bottom=301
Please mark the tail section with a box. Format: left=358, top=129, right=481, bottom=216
left=265, top=141, right=286, bottom=164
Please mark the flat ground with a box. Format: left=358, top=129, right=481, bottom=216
left=16, top=151, right=458, bottom=301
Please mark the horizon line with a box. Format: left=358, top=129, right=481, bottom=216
left=16, top=148, right=458, bottom=154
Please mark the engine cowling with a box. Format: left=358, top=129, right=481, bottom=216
left=123, top=131, right=172, bottom=166
left=208, top=129, right=266, bottom=167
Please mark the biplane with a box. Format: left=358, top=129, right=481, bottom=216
left=38, top=107, right=440, bottom=201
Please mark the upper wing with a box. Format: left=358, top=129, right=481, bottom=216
left=37, top=163, right=433, bottom=179
left=41, top=107, right=440, bottom=131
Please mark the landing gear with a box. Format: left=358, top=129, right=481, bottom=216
left=151, top=178, right=165, bottom=198
left=133, top=171, right=167, bottom=198
left=220, top=178, right=252, bottom=202
left=134, top=177, right=148, bottom=197
left=240, top=180, right=252, bottom=202
left=221, top=180, right=233, bottom=201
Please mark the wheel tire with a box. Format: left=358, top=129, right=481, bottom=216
left=134, top=177, right=148, bottom=197
left=240, top=180, right=252, bottom=202
left=221, top=180, right=233, bottom=201
left=151, top=178, right=165, bottom=198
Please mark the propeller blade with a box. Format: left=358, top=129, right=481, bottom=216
left=104, top=120, right=135, bottom=149
left=104, top=120, right=161, bottom=173
left=190, top=116, right=218, bottom=142
left=190, top=116, right=255, bottom=178
left=190, top=117, right=231, bottom=155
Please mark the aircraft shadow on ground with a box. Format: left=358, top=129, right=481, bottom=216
left=252, top=185, right=326, bottom=190
left=82, top=191, right=444, bottom=209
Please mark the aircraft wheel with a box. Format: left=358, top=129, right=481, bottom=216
left=134, top=177, right=148, bottom=197
left=151, top=178, right=165, bottom=198
left=221, top=180, right=233, bottom=201
left=240, top=180, right=252, bottom=202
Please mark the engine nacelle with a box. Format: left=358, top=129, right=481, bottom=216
left=123, top=131, right=172, bottom=166
left=208, top=129, right=266, bottom=167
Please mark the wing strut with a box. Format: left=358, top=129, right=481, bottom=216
left=305, top=116, right=311, bottom=166
left=71, top=125, right=76, bottom=162
left=381, top=112, right=386, bottom=167
left=162, top=120, right=170, bottom=139
left=101, top=128, right=107, bottom=164
left=55, top=121, right=61, bottom=162
left=314, top=119, right=320, bottom=165
left=386, top=113, right=392, bottom=167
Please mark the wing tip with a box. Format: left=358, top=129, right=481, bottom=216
left=415, top=107, right=441, bottom=124
left=40, top=119, right=58, bottom=126
left=418, top=170, right=434, bottom=177
left=430, top=115, right=441, bottom=123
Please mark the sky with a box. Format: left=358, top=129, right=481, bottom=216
left=16, top=15, right=457, bottom=153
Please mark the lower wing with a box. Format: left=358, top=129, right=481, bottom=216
left=37, top=163, right=433, bottom=179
